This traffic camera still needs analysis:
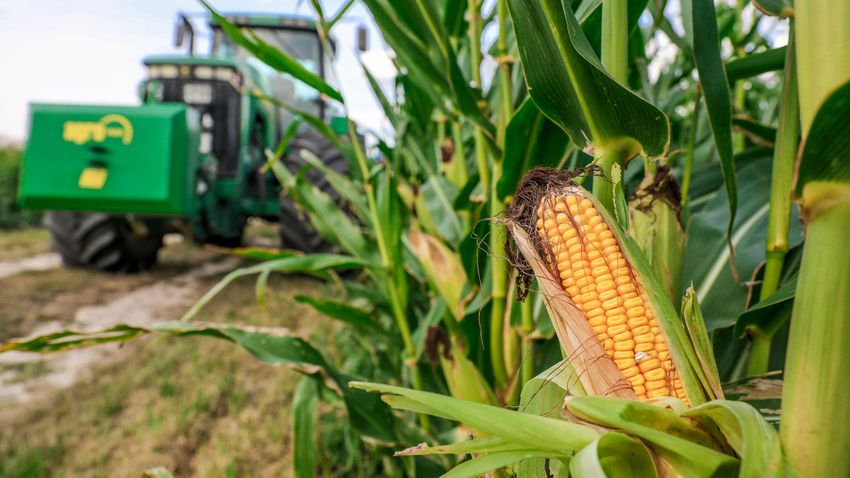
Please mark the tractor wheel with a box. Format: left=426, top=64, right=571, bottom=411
left=278, top=131, right=349, bottom=252
left=44, top=212, right=163, bottom=272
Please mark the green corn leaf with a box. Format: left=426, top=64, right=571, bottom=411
left=753, top=0, right=794, bottom=18
left=681, top=287, right=724, bottom=401
left=1, top=321, right=397, bottom=442
left=498, top=99, right=570, bottom=200
left=350, top=381, right=600, bottom=451
left=292, top=377, right=320, bottom=478
left=294, top=295, right=389, bottom=336
left=734, top=272, right=797, bottom=340
left=218, top=247, right=299, bottom=261
left=795, top=79, right=850, bottom=203
left=300, top=149, right=370, bottom=222
left=507, top=0, right=669, bottom=158
left=443, top=451, right=560, bottom=478
left=418, top=176, right=464, bottom=248
left=682, top=0, right=737, bottom=255
left=681, top=157, right=802, bottom=331
left=566, top=396, right=740, bottom=477
left=407, top=229, right=470, bottom=321
left=395, top=435, right=518, bottom=456
left=181, top=254, right=374, bottom=321
left=683, top=400, right=784, bottom=478
left=439, top=338, right=498, bottom=404
left=518, top=360, right=583, bottom=476
left=570, top=433, right=657, bottom=478
left=724, top=47, right=787, bottom=83
left=722, top=374, right=783, bottom=425
left=201, top=1, right=343, bottom=103
left=732, top=117, right=778, bottom=147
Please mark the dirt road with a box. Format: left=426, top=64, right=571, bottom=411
left=0, top=229, right=255, bottom=413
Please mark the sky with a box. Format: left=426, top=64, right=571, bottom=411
left=0, top=0, right=395, bottom=145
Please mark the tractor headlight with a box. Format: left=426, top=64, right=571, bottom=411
left=194, top=66, right=214, bottom=79
left=214, top=67, right=240, bottom=85
left=159, top=65, right=179, bottom=79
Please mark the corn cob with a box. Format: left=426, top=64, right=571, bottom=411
left=534, top=186, right=686, bottom=401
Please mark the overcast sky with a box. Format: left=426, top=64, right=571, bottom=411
left=0, top=0, right=395, bottom=145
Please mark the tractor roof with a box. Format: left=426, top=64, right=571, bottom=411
left=209, top=13, right=317, bottom=31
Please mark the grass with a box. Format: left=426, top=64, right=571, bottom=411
left=0, top=239, right=222, bottom=340
left=0, top=270, right=332, bottom=477
left=0, top=228, right=51, bottom=261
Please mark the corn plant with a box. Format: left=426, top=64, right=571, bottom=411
left=5, top=0, right=850, bottom=476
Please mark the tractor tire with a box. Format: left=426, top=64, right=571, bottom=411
left=278, top=131, right=349, bottom=252
left=44, top=212, right=163, bottom=273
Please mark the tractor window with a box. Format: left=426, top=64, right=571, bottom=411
left=213, top=27, right=323, bottom=116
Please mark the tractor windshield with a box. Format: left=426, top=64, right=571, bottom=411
left=212, top=26, right=324, bottom=117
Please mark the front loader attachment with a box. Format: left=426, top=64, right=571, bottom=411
left=19, top=103, right=199, bottom=216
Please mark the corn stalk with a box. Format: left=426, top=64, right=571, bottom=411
left=781, top=0, right=850, bottom=474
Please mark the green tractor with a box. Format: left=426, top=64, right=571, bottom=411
left=18, top=13, right=353, bottom=271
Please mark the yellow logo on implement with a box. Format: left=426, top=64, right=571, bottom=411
left=63, top=114, right=134, bottom=145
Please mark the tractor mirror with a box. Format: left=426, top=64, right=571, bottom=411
left=175, top=13, right=195, bottom=56
left=356, top=25, right=368, bottom=52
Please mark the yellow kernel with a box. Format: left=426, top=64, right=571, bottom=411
left=647, top=388, right=671, bottom=398
left=628, top=374, right=646, bottom=386
left=579, top=198, right=594, bottom=210
left=638, top=358, right=661, bottom=373
left=632, top=325, right=651, bottom=336
left=626, top=306, right=645, bottom=318
left=584, top=299, right=602, bottom=310
left=587, top=215, right=603, bottom=227
left=633, top=385, right=646, bottom=395
left=644, top=368, right=667, bottom=381
left=612, top=331, right=632, bottom=342
left=617, top=283, right=637, bottom=294
left=576, top=276, right=594, bottom=288
left=605, top=306, right=626, bottom=317
left=623, top=297, right=643, bottom=309
left=592, top=325, right=608, bottom=335
left=587, top=249, right=603, bottom=260
left=621, top=366, right=640, bottom=378
left=606, top=315, right=627, bottom=327
left=635, top=343, right=655, bottom=353
left=646, top=380, right=668, bottom=391
left=608, top=324, right=628, bottom=336
left=614, top=339, right=635, bottom=351
left=588, top=315, right=606, bottom=327
left=586, top=307, right=605, bottom=318
left=599, top=229, right=614, bottom=239
left=603, top=339, right=614, bottom=351
left=602, top=297, right=623, bottom=309
left=595, top=274, right=614, bottom=284
left=615, top=358, right=636, bottom=369
left=566, top=286, right=581, bottom=297
left=603, top=245, right=620, bottom=256
left=597, top=280, right=615, bottom=292
left=599, top=290, right=618, bottom=301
